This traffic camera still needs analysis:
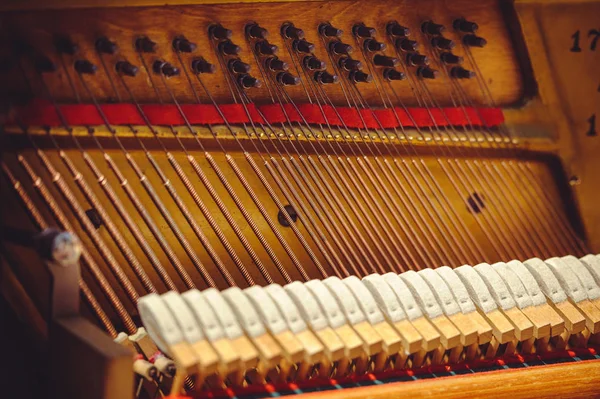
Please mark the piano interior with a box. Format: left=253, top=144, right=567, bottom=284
left=0, top=0, right=599, bottom=397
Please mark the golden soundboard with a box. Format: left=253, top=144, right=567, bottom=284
left=0, top=0, right=599, bottom=397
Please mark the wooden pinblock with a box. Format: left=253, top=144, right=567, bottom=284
left=392, top=319, right=423, bottom=354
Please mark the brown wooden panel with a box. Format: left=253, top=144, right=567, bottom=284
left=0, top=0, right=523, bottom=106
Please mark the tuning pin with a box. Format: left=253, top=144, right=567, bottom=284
left=74, top=59, right=97, bottom=74
left=282, top=23, right=305, bottom=40
left=54, top=36, right=78, bottom=55
left=153, top=60, right=180, bottom=77
left=228, top=58, right=251, bottom=73
left=34, top=56, right=57, bottom=73
left=453, top=18, right=479, bottom=33
left=406, top=52, right=429, bottom=66
left=95, top=37, right=118, bottom=54
left=256, top=40, right=278, bottom=55
left=417, top=66, right=438, bottom=79
left=115, top=60, right=139, bottom=77
left=395, top=38, right=418, bottom=52
left=350, top=70, right=372, bottom=83
left=219, top=40, right=241, bottom=56
left=373, top=54, right=399, bottom=67
left=386, top=21, right=410, bottom=37
left=238, top=74, right=262, bottom=88
left=338, top=56, right=362, bottom=71
left=191, top=57, right=215, bottom=74
left=383, top=68, right=405, bottom=81
left=209, top=24, right=233, bottom=40
left=421, top=21, right=445, bottom=35
left=247, top=23, right=269, bottom=39
left=314, top=71, right=339, bottom=84
left=277, top=72, right=300, bottom=86
left=450, top=66, right=475, bottom=79
left=319, top=23, right=343, bottom=37
left=293, top=39, right=315, bottom=54
left=329, top=41, right=353, bottom=55
left=135, top=36, right=157, bottom=53
left=462, top=34, right=487, bottom=47
left=303, top=55, right=326, bottom=71
left=353, top=23, right=376, bottom=38
left=440, top=52, right=463, bottom=65
left=431, top=37, right=455, bottom=50
left=172, top=36, right=196, bottom=53
left=364, top=39, right=386, bottom=52
left=265, top=57, right=288, bottom=71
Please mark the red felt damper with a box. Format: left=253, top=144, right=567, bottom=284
left=11, top=100, right=504, bottom=129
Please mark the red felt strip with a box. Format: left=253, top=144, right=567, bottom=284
left=11, top=99, right=504, bottom=129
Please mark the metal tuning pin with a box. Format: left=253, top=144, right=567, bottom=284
left=153, top=60, right=180, bottom=77
left=395, top=38, right=418, bottom=52
left=450, top=66, right=475, bottom=79
left=277, top=72, right=300, bottom=86
left=135, top=36, right=157, bottom=53
left=238, top=74, right=262, bottom=88
left=54, top=36, right=78, bottom=55
left=421, top=20, right=445, bottom=35
left=417, top=66, right=438, bottom=79
left=219, top=40, right=241, bottom=56
left=431, top=37, right=455, bottom=50
left=462, top=34, right=487, bottom=47
left=406, top=52, right=429, bottom=66
left=303, top=55, right=326, bottom=71
left=172, top=35, right=196, bottom=53
left=246, top=23, right=269, bottom=39
left=293, top=39, right=315, bottom=54
left=228, top=58, right=251, bottom=74
left=386, top=21, right=410, bottom=37
left=353, top=23, right=376, bottom=38
left=115, top=60, right=139, bottom=77
left=255, top=40, right=278, bottom=55
left=319, top=23, right=343, bottom=38
left=383, top=68, right=405, bottom=81
left=373, top=54, right=399, bottom=68
left=440, top=52, right=463, bottom=65
left=338, top=56, right=362, bottom=71
left=265, top=57, right=289, bottom=72
left=314, top=70, right=339, bottom=84
left=329, top=41, right=353, bottom=55
left=191, top=57, right=215, bottom=74
left=349, top=70, right=372, bottom=83
left=95, top=37, right=118, bottom=54
left=282, top=23, right=305, bottom=40
left=453, top=17, right=479, bottom=33
left=74, top=59, right=97, bottom=74
left=364, top=39, right=386, bottom=52
left=209, top=24, right=233, bottom=40
left=34, top=55, right=57, bottom=73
